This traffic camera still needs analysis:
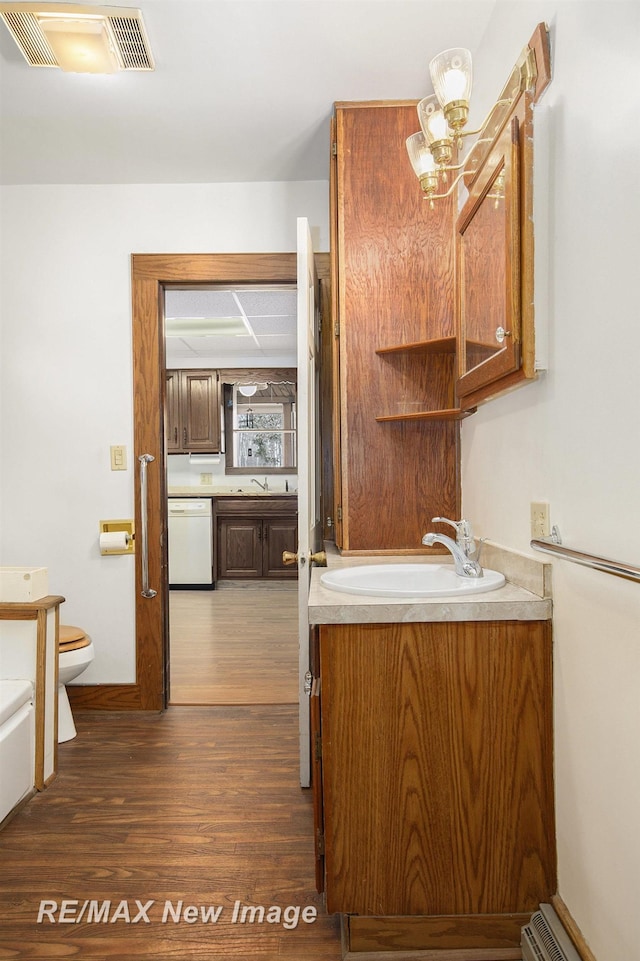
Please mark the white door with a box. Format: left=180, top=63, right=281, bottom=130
left=296, top=217, right=322, bottom=787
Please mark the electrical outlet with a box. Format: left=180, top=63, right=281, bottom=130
left=200, top=472, right=213, bottom=486
left=530, top=501, right=550, bottom=539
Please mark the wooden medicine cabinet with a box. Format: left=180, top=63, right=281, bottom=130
left=456, top=24, right=551, bottom=408
left=456, top=113, right=523, bottom=399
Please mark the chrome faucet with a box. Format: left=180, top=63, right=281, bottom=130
left=422, top=516, right=483, bottom=577
left=251, top=477, right=269, bottom=492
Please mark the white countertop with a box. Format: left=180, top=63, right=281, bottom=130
left=308, top=543, right=552, bottom=624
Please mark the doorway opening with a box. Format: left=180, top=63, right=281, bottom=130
left=164, top=281, right=301, bottom=707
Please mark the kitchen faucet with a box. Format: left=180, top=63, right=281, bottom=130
left=252, top=477, right=269, bottom=492
left=422, top=516, right=483, bottom=577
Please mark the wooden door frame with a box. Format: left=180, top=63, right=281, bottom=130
left=70, top=251, right=328, bottom=713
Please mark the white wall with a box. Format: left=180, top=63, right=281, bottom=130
left=464, top=4, right=640, bottom=960
left=0, top=181, right=328, bottom=682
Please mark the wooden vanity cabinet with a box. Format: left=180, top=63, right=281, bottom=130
left=214, top=497, right=297, bottom=580
left=331, top=102, right=461, bottom=553
left=316, top=619, right=556, bottom=953
left=166, top=369, right=221, bottom=454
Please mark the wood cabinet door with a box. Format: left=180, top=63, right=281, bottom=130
left=180, top=370, right=221, bottom=452
left=217, top=518, right=261, bottom=578
left=333, top=102, right=459, bottom=551
left=262, top=517, right=298, bottom=578
left=319, top=620, right=555, bottom=917
left=165, top=370, right=182, bottom=452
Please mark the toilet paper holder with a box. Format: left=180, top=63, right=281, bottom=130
left=99, top=520, right=135, bottom=555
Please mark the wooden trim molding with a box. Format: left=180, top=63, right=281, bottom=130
left=346, top=912, right=530, bottom=954
left=551, top=895, right=600, bottom=961
left=78, top=252, right=328, bottom=712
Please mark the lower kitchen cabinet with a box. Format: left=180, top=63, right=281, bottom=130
left=315, top=619, right=556, bottom=955
left=214, top=497, right=297, bottom=580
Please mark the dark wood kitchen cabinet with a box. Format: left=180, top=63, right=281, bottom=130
left=214, top=497, right=297, bottom=580
left=166, top=369, right=221, bottom=453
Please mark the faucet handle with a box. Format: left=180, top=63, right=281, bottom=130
left=432, top=516, right=475, bottom=550
left=432, top=516, right=473, bottom=534
left=431, top=516, right=459, bottom=532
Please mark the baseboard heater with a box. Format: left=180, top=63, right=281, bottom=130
left=522, top=904, right=582, bottom=961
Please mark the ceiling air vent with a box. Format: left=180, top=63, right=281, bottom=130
left=0, top=3, right=154, bottom=71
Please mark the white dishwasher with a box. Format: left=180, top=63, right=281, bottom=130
left=168, top=499, right=214, bottom=588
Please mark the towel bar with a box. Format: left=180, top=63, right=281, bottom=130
left=531, top=529, right=640, bottom=583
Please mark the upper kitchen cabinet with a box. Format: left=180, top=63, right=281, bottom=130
left=455, top=25, right=551, bottom=408
left=331, top=101, right=460, bottom=553
left=166, top=369, right=221, bottom=454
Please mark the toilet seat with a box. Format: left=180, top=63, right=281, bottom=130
left=59, top=625, right=91, bottom=653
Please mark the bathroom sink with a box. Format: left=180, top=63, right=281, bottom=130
left=320, top=564, right=505, bottom=598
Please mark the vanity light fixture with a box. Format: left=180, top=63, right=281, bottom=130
left=0, top=2, right=154, bottom=73
left=408, top=40, right=537, bottom=203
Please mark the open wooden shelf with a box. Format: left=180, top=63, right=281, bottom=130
left=376, top=335, right=457, bottom=357
left=376, top=406, right=476, bottom=423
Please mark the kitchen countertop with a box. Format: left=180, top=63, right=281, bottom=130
left=308, top=541, right=552, bottom=625
left=168, top=487, right=297, bottom=498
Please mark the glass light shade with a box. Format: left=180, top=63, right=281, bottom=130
left=423, top=107, right=449, bottom=146
left=39, top=17, right=120, bottom=74
left=238, top=385, right=258, bottom=397
left=429, top=48, right=473, bottom=108
left=406, top=132, right=438, bottom=194
left=417, top=99, right=453, bottom=166
left=406, top=132, right=435, bottom=178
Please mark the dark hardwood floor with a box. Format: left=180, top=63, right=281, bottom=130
left=0, top=706, right=341, bottom=960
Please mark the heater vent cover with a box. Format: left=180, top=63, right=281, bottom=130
left=522, top=905, right=582, bottom=961
left=0, top=3, right=154, bottom=70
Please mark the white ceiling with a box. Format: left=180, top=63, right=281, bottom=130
left=0, top=0, right=496, bottom=186
left=164, top=285, right=297, bottom=364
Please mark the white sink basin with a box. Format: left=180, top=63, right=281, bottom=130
left=320, top=563, right=505, bottom=598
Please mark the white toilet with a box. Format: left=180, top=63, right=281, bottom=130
left=58, top=625, right=95, bottom=743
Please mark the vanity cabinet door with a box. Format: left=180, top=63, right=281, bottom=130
left=318, top=620, right=555, bottom=918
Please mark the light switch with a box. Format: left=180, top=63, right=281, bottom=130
left=110, top=445, right=127, bottom=471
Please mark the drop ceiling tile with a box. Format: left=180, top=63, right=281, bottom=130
left=236, top=289, right=297, bottom=317
left=164, top=289, right=240, bottom=319
left=248, top=316, right=296, bottom=336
